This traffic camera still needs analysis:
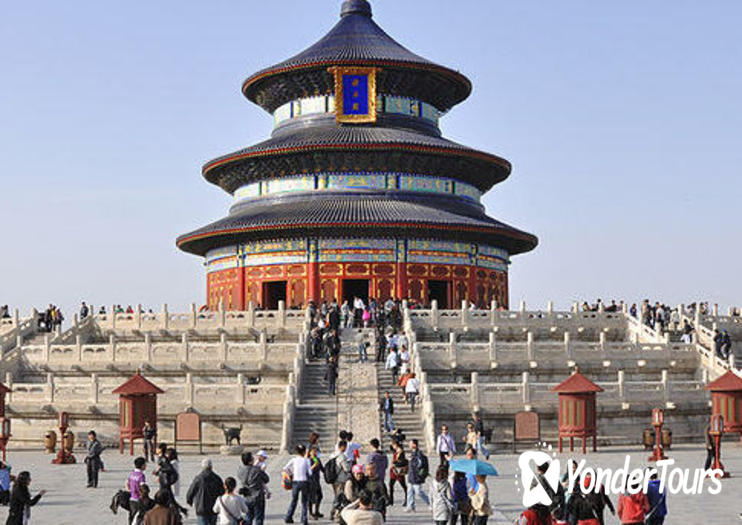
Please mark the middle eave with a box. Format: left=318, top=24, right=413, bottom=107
left=202, top=125, right=512, bottom=195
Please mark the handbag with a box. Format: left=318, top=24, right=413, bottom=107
left=219, top=495, right=247, bottom=525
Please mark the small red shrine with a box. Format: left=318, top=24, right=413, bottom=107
left=552, top=370, right=603, bottom=453
left=706, top=370, right=742, bottom=438
left=112, top=372, right=163, bottom=455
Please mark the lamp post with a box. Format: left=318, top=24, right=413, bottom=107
left=648, top=408, right=667, bottom=461
left=51, top=411, right=76, bottom=464
left=0, top=418, right=11, bottom=461
left=709, top=414, right=729, bottom=478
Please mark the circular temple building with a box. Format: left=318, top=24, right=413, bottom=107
left=177, top=0, right=537, bottom=310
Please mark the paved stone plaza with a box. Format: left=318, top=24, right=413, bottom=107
left=0, top=443, right=740, bottom=524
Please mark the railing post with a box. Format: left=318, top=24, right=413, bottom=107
left=76, top=334, right=83, bottom=362
left=490, top=299, right=497, bottom=326
left=136, top=304, right=142, bottom=329
left=461, top=300, right=468, bottom=328
left=44, top=334, right=51, bottom=362
left=236, top=373, right=245, bottom=405
left=526, top=331, right=534, bottom=361
left=47, top=372, right=54, bottom=403
left=185, top=373, right=193, bottom=406
left=618, top=370, right=625, bottom=403
left=162, top=304, right=169, bottom=330
left=182, top=333, right=189, bottom=362
left=221, top=333, right=228, bottom=362
left=470, top=371, right=480, bottom=413
left=488, top=332, right=497, bottom=367
left=572, top=302, right=579, bottom=314
left=564, top=331, right=571, bottom=359
left=260, top=330, right=268, bottom=362
left=218, top=300, right=225, bottom=328
left=713, top=303, right=719, bottom=316
left=145, top=333, right=152, bottom=362
left=431, top=300, right=439, bottom=330
left=190, top=303, right=197, bottom=329
left=547, top=300, right=554, bottom=317
left=90, top=373, right=99, bottom=404
left=730, top=354, right=736, bottom=370
left=448, top=332, right=457, bottom=368
left=111, top=304, right=117, bottom=330
left=598, top=301, right=605, bottom=313
left=110, top=333, right=117, bottom=362
left=248, top=301, right=256, bottom=328
left=520, top=300, right=526, bottom=314
left=599, top=331, right=606, bottom=351
left=522, top=371, right=530, bottom=405
left=661, top=369, right=670, bottom=404
left=4, top=373, right=12, bottom=403
left=278, top=300, right=286, bottom=328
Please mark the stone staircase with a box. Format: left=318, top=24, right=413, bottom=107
left=376, top=361, right=427, bottom=453
left=290, top=358, right=339, bottom=451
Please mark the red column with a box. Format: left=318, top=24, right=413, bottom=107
left=396, top=262, right=407, bottom=300
left=238, top=268, right=246, bottom=310
left=468, top=265, right=477, bottom=306
left=307, top=263, right=320, bottom=303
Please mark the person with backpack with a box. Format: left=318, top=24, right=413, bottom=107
left=404, top=439, right=430, bottom=512
left=645, top=472, right=667, bottom=525
left=186, top=458, right=224, bottom=525
left=212, top=477, right=248, bottom=525
left=616, top=481, right=649, bottom=525
left=237, top=452, right=269, bottom=525
left=326, top=440, right=351, bottom=520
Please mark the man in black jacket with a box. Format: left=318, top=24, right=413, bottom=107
left=186, top=458, right=223, bottom=525
left=237, top=452, right=270, bottom=525
left=85, top=430, right=104, bottom=488
left=380, top=391, right=395, bottom=433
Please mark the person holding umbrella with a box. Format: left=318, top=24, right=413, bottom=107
left=447, top=457, right=497, bottom=525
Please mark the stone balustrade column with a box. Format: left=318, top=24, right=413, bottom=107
left=218, top=300, right=226, bottom=328
left=47, top=372, right=54, bottom=403
left=190, top=303, right=197, bottom=329
left=526, top=332, right=534, bottom=361
left=664, top=332, right=670, bottom=344
left=490, top=299, right=497, bottom=326
left=12, top=308, right=19, bottom=330
left=110, top=334, right=117, bottom=361
left=702, top=369, right=709, bottom=385
left=111, top=304, right=117, bottom=330
left=136, top=304, right=142, bottom=329
left=572, top=302, right=579, bottom=314
left=182, top=333, right=189, bottom=362
left=598, top=301, right=605, bottom=313
left=278, top=300, right=286, bottom=328
left=520, top=300, right=526, bottom=314
left=248, top=302, right=256, bottom=328
left=4, top=373, right=12, bottom=403
left=220, top=333, right=228, bottom=362
left=521, top=371, right=530, bottom=405
left=431, top=299, right=439, bottom=330
left=488, top=332, right=497, bottom=367
left=599, top=331, right=606, bottom=351
left=90, top=373, right=99, bottom=404
left=76, top=335, right=83, bottom=362
left=44, top=334, right=51, bottom=362
left=678, top=304, right=684, bottom=320
left=72, top=314, right=79, bottom=336
left=461, top=300, right=468, bottom=328
left=260, top=330, right=268, bottom=362
left=564, top=332, right=571, bottom=360
left=661, top=370, right=670, bottom=404
left=547, top=301, right=554, bottom=316
left=185, top=373, right=193, bottom=406
left=713, top=303, right=719, bottom=316
left=470, top=371, right=480, bottom=413
left=162, top=304, right=169, bottom=330
left=730, top=354, right=736, bottom=370
left=145, top=333, right=152, bottom=362
left=448, top=332, right=457, bottom=368
left=618, top=370, right=625, bottom=403
left=236, top=373, right=245, bottom=405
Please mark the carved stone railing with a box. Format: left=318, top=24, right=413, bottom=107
left=429, top=370, right=707, bottom=414
left=0, top=310, right=39, bottom=353
left=92, top=301, right=307, bottom=334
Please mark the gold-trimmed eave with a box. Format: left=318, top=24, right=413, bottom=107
left=177, top=221, right=538, bottom=258
left=201, top=142, right=512, bottom=186
left=242, top=59, right=472, bottom=112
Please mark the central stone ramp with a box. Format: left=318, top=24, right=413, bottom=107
left=290, top=359, right=339, bottom=451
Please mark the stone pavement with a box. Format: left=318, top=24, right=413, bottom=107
left=1, top=443, right=741, bottom=524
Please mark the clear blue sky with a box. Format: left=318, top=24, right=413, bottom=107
left=1, top=1, right=740, bottom=317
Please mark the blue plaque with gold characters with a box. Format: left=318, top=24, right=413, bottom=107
left=330, top=66, right=377, bottom=123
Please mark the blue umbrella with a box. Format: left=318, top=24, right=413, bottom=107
left=448, top=459, right=498, bottom=476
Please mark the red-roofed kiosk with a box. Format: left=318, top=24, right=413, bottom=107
left=113, top=372, right=164, bottom=455
left=706, top=370, right=742, bottom=439
left=553, top=369, right=603, bottom=453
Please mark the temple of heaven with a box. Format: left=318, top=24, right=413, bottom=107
left=177, top=0, right=537, bottom=310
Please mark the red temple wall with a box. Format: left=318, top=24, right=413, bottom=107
left=206, top=262, right=508, bottom=311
